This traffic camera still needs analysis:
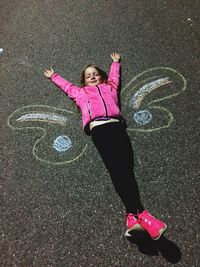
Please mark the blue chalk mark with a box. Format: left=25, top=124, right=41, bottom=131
left=53, top=135, right=72, bottom=152
left=133, top=110, right=153, bottom=126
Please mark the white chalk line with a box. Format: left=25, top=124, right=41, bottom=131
left=121, top=67, right=187, bottom=132
left=127, top=106, right=174, bottom=133
left=16, top=112, right=68, bottom=125
left=130, top=77, right=172, bottom=109
left=7, top=105, right=73, bottom=129
left=122, top=67, right=187, bottom=105
left=32, top=129, right=88, bottom=165
left=7, top=105, right=87, bottom=165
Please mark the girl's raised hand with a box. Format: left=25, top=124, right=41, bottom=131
left=44, top=68, right=54, bottom=78
left=111, top=53, right=121, bottom=62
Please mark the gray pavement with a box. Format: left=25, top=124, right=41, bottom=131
left=0, top=0, right=199, bottom=266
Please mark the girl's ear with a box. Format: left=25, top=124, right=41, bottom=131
left=98, top=68, right=108, bottom=83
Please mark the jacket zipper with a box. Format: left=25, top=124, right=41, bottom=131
left=96, top=85, right=108, bottom=116
left=87, top=101, right=92, bottom=118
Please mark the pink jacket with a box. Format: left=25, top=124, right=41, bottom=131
left=51, top=62, right=122, bottom=134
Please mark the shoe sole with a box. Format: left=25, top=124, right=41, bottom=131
left=152, top=224, right=167, bottom=240
left=124, top=223, right=144, bottom=237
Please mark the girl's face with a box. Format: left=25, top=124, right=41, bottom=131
left=84, top=67, right=102, bottom=86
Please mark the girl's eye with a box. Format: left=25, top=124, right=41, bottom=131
left=85, top=73, right=99, bottom=79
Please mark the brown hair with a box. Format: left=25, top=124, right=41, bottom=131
left=80, top=64, right=108, bottom=87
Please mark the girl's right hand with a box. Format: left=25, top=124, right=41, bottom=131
left=44, top=68, right=54, bottom=78
left=111, top=53, right=121, bottom=62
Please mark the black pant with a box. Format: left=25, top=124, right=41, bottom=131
left=91, top=122, right=144, bottom=214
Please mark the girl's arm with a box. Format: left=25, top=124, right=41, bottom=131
left=107, top=53, right=121, bottom=90
left=44, top=68, right=81, bottom=100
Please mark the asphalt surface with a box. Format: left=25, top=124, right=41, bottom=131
left=0, top=0, right=199, bottom=266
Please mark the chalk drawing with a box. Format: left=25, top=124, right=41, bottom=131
left=129, top=77, right=172, bottom=126
left=53, top=135, right=72, bottom=152
left=133, top=110, right=153, bottom=126
left=7, top=105, right=87, bottom=165
left=129, top=77, right=172, bottom=109
left=7, top=67, right=187, bottom=164
left=16, top=112, right=68, bottom=125
left=121, top=67, right=187, bottom=132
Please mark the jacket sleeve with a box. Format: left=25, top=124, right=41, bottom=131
left=50, top=73, right=81, bottom=100
left=107, top=62, right=121, bottom=90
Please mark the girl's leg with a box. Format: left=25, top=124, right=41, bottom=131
left=91, top=122, right=144, bottom=214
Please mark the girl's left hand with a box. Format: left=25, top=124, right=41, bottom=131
left=44, top=68, right=54, bottom=78
left=111, top=53, right=121, bottom=62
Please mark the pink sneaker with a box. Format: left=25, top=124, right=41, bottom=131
left=125, top=213, right=144, bottom=237
left=138, top=210, right=167, bottom=240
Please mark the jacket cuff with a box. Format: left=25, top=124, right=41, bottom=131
left=50, top=73, right=58, bottom=81
left=112, top=61, right=120, bottom=65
